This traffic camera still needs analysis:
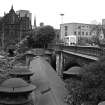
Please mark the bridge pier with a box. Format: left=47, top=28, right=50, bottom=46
left=56, top=51, right=64, bottom=78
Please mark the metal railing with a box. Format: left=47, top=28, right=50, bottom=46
left=48, top=44, right=105, bottom=57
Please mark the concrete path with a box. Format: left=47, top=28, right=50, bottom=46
left=30, top=56, right=69, bottom=105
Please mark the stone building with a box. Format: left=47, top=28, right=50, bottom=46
left=0, top=6, right=32, bottom=51
left=60, top=22, right=96, bottom=41
left=60, top=21, right=105, bottom=45
left=16, top=10, right=32, bottom=22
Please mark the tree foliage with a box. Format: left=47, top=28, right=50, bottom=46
left=91, top=34, right=100, bottom=45
left=27, top=35, right=35, bottom=48
left=66, top=57, right=105, bottom=105
left=65, top=78, right=84, bottom=105
left=78, top=37, right=91, bottom=46
left=16, top=36, right=29, bottom=53
left=90, top=25, right=102, bottom=46
left=15, top=25, right=56, bottom=53
left=34, top=25, right=56, bottom=48
left=81, top=58, right=105, bottom=104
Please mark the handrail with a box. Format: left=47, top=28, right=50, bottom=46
left=48, top=44, right=105, bottom=57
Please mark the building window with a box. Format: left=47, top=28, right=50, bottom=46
left=82, top=32, right=84, bottom=35
left=86, top=32, right=88, bottom=35
left=65, top=31, right=67, bottom=36
left=65, top=26, right=68, bottom=31
left=78, top=26, right=81, bottom=29
left=74, top=31, right=76, bottom=35
left=78, top=32, right=81, bottom=35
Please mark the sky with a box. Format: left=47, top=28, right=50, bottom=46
left=0, top=0, right=105, bottom=29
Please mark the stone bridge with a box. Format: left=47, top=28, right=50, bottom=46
left=14, top=46, right=105, bottom=78
left=48, top=45, right=105, bottom=77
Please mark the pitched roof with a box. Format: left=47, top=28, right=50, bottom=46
left=63, top=66, right=83, bottom=75
left=9, top=67, right=34, bottom=76
left=0, top=78, right=36, bottom=93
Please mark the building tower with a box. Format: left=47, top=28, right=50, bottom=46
left=60, top=13, right=64, bottom=24
left=34, top=16, right=37, bottom=29
left=102, top=19, right=105, bottom=29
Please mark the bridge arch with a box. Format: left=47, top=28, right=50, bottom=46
left=64, top=59, right=81, bottom=71
left=63, top=66, right=83, bottom=80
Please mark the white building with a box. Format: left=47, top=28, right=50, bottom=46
left=64, top=35, right=77, bottom=46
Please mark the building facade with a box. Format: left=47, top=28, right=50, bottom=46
left=60, top=23, right=97, bottom=41
left=0, top=6, right=32, bottom=51
left=16, top=10, right=32, bottom=22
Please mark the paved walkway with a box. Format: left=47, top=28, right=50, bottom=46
left=30, top=56, right=69, bottom=105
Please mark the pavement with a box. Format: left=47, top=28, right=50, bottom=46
left=29, top=56, right=69, bottom=105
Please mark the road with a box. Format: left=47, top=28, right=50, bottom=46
left=29, top=56, right=69, bottom=105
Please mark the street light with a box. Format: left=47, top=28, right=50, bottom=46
left=2, top=23, right=4, bottom=52
left=60, top=13, right=64, bottom=24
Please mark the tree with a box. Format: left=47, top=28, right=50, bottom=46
left=90, top=25, right=102, bottom=45
left=27, top=35, right=35, bottom=48
left=66, top=57, right=105, bottom=105
left=8, top=49, right=14, bottom=57
left=65, top=78, right=84, bottom=105
left=91, top=34, right=100, bottom=45
left=81, top=57, right=105, bottom=105
left=16, top=36, right=30, bottom=53
left=16, top=33, right=36, bottom=53
left=15, top=25, right=56, bottom=52
left=78, top=37, right=89, bottom=45
left=35, top=25, right=56, bottom=48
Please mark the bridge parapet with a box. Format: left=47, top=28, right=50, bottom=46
left=48, top=44, right=105, bottom=77
left=62, top=46, right=105, bottom=57
left=48, top=44, right=105, bottom=57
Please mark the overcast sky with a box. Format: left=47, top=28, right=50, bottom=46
left=0, top=0, right=105, bottom=28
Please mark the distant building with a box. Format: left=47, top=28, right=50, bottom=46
left=33, top=16, right=37, bottom=29
left=102, top=19, right=105, bottom=26
left=16, top=10, right=32, bottom=21
left=0, top=6, right=32, bottom=51
left=40, top=22, right=44, bottom=27
left=60, top=23, right=97, bottom=42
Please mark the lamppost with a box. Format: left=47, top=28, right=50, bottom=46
left=59, top=14, right=64, bottom=44
left=60, top=13, right=64, bottom=24
left=2, top=23, right=4, bottom=52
